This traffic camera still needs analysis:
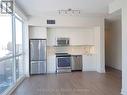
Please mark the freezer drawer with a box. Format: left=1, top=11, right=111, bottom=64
left=40, top=61, right=46, bottom=74
left=30, top=61, right=46, bottom=74
left=31, top=61, right=38, bottom=74
left=71, top=55, right=82, bottom=71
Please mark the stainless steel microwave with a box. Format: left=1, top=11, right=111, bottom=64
left=56, top=38, right=69, bottom=46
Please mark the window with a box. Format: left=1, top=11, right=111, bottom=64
left=0, top=14, right=25, bottom=94
left=0, top=58, right=14, bottom=94
left=16, top=55, right=24, bottom=80
left=15, top=18, right=23, bottom=54
left=15, top=16, right=24, bottom=80
left=0, top=15, right=12, bottom=58
left=0, top=15, right=14, bottom=94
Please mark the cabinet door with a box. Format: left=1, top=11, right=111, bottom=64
left=47, top=55, right=56, bottom=73
left=82, top=55, right=96, bottom=71
left=29, top=27, right=47, bottom=39
left=70, top=30, right=94, bottom=45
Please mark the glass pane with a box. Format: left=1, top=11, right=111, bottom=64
left=58, top=58, right=71, bottom=67
left=16, top=55, right=24, bottom=80
left=0, top=15, right=12, bottom=58
left=0, top=58, right=14, bottom=94
left=15, top=18, right=23, bottom=54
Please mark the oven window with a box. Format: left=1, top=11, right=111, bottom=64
left=58, top=57, right=71, bottom=67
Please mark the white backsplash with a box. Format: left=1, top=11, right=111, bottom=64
left=47, top=45, right=96, bottom=56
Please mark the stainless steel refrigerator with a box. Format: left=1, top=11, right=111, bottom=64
left=30, top=39, right=47, bottom=75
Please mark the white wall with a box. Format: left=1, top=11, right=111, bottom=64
left=15, top=4, right=27, bottom=21
left=28, top=16, right=104, bottom=28
left=94, top=27, right=105, bottom=73
left=109, top=0, right=127, bottom=95
left=23, top=22, right=29, bottom=77
left=105, top=18, right=122, bottom=71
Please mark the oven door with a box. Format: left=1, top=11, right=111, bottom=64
left=56, top=57, right=71, bottom=69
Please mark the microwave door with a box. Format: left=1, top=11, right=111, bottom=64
left=57, top=40, right=66, bottom=46
left=57, top=38, right=69, bottom=46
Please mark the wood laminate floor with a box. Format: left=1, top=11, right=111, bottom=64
left=11, top=68, right=121, bottom=95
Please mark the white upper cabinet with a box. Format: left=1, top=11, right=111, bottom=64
left=29, top=26, right=47, bottom=39
left=47, top=28, right=95, bottom=46
left=70, top=30, right=95, bottom=45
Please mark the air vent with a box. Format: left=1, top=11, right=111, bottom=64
left=47, top=20, right=55, bottom=24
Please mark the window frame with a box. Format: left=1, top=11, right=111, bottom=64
left=14, top=14, right=24, bottom=80
left=0, top=13, right=25, bottom=95
left=14, top=15, right=24, bottom=55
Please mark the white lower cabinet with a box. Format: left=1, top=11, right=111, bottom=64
left=82, top=55, right=96, bottom=71
left=47, top=55, right=56, bottom=73
left=47, top=54, right=97, bottom=73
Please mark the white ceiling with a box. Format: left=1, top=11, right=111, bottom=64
left=16, top=0, right=114, bottom=16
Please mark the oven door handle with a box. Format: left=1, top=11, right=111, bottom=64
left=56, top=57, right=71, bottom=58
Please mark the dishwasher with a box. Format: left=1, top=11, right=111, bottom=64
left=71, top=55, right=82, bottom=71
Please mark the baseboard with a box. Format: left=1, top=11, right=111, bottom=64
left=97, top=69, right=106, bottom=73
left=106, top=65, right=122, bottom=71
left=25, top=74, right=30, bottom=77
left=121, top=89, right=127, bottom=95
left=47, top=71, right=56, bottom=74
left=2, top=76, right=26, bottom=95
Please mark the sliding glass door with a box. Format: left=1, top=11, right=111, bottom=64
left=15, top=16, right=24, bottom=80
left=0, top=14, right=24, bottom=94
left=0, top=15, right=14, bottom=94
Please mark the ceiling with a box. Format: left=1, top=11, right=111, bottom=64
left=16, top=0, right=114, bottom=16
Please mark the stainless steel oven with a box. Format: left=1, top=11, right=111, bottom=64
left=56, top=53, right=71, bottom=73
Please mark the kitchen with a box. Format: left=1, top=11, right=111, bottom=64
left=29, top=26, right=103, bottom=74
left=0, top=0, right=124, bottom=94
